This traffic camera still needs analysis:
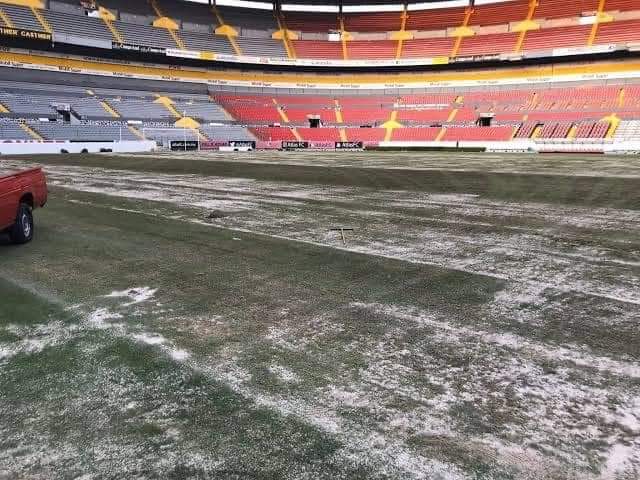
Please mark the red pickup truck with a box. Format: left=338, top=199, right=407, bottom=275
left=0, top=168, right=48, bottom=244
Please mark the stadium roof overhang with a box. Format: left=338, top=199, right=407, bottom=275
left=272, top=0, right=467, bottom=5
left=189, top=0, right=485, bottom=13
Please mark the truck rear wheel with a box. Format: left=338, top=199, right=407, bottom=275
left=10, top=203, right=34, bottom=244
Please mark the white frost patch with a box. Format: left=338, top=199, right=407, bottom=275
left=205, top=360, right=466, bottom=479
left=265, top=325, right=307, bottom=352
left=268, top=364, right=300, bottom=384
left=133, top=333, right=166, bottom=345
left=104, top=287, right=158, bottom=306
left=88, top=308, right=123, bottom=328
left=168, top=349, right=190, bottom=361
left=0, top=321, right=76, bottom=362
left=601, top=443, right=638, bottom=479
left=352, top=302, right=640, bottom=380
left=614, top=399, right=640, bottom=434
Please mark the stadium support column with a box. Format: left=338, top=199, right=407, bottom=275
left=513, top=0, right=539, bottom=54
left=96, top=6, right=124, bottom=44
left=382, top=111, right=401, bottom=142
left=212, top=5, right=243, bottom=56
left=393, top=3, right=411, bottom=60
left=588, top=0, right=612, bottom=47
left=128, top=125, right=145, bottom=140
left=273, top=3, right=296, bottom=60
left=339, top=15, right=349, bottom=60
left=334, top=99, right=347, bottom=142
left=150, top=0, right=186, bottom=49
left=19, top=122, right=43, bottom=140
left=100, top=99, right=121, bottom=118
left=154, top=95, right=182, bottom=119
left=450, top=6, right=474, bottom=58
left=273, top=98, right=302, bottom=141
left=30, top=6, right=51, bottom=35
left=602, top=113, right=620, bottom=138
left=618, top=88, right=625, bottom=108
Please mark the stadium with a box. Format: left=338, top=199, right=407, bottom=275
left=0, top=0, right=639, bottom=478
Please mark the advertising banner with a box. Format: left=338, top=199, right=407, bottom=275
left=112, top=42, right=166, bottom=55
left=282, top=141, right=309, bottom=150
left=170, top=140, right=199, bottom=151
left=0, top=27, right=52, bottom=42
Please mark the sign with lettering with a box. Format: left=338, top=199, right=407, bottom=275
left=0, top=27, right=52, bottom=42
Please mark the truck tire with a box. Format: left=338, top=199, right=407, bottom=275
left=9, top=203, right=34, bottom=244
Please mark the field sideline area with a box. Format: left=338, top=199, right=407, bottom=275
left=1, top=151, right=639, bottom=479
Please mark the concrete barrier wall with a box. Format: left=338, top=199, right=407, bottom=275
left=0, top=140, right=156, bottom=155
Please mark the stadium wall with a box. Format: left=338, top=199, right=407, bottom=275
left=0, top=139, right=156, bottom=154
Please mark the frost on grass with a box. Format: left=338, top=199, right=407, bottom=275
left=133, top=332, right=166, bottom=345
left=0, top=321, right=79, bottom=362
left=34, top=161, right=640, bottom=305
left=87, top=308, right=123, bottom=328
left=104, top=287, right=158, bottom=306
left=268, top=364, right=301, bottom=384
left=3, top=156, right=640, bottom=478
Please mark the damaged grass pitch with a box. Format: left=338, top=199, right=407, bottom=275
left=1, top=151, right=639, bottom=479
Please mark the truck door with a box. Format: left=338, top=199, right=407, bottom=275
left=0, top=176, right=19, bottom=230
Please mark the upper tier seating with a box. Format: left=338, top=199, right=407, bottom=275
left=401, top=38, right=454, bottom=58
left=44, top=9, right=113, bottom=42
left=523, top=25, right=592, bottom=51
left=182, top=32, right=233, bottom=53
left=236, top=37, right=287, bottom=57
left=1, top=4, right=44, bottom=31
left=469, top=0, right=529, bottom=27
left=216, top=6, right=278, bottom=32
left=457, top=32, right=518, bottom=57
left=347, top=40, right=397, bottom=60
left=596, top=19, right=640, bottom=45
left=1, top=0, right=638, bottom=64
left=604, top=0, right=638, bottom=12
left=405, top=6, right=467, bottom=30
left=115, top=20, right=178, bottom=49
left=343, top=11, right=402, bottom=32
left=99, top=0, right=155, bottom=24
left=283, top=12, right=338, bottom=32
left=292, top=40, right=343, bottom=59
left=533, top=0, right=600, bottom=20
left=156, top=0, right=214, bottom=31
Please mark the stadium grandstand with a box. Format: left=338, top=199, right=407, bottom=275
left=0, top=0, right=638, bottom=152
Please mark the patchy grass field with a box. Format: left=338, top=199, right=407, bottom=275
left=0, top=151, right=639, bottom=480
